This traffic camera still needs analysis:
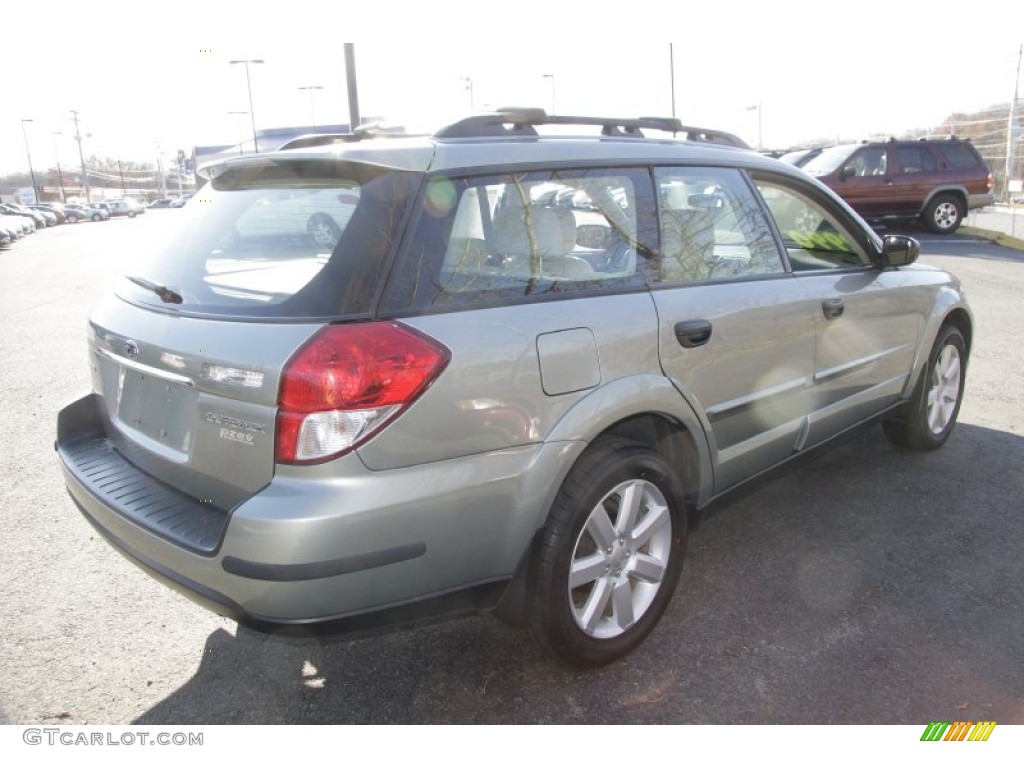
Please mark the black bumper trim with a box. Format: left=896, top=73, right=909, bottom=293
left=221, top=542, right=427, bottom=582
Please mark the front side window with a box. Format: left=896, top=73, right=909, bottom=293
left=753, top=177, right=873, bottom=271
left=385, top=168, right=657, bottom=312
left=655, top=167, right=784, bottom=283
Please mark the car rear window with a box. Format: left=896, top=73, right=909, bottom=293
left=117, top=159, right=420, bottom=319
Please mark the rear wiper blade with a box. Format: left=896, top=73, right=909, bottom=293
left=126, top=275, right=183, bottom=304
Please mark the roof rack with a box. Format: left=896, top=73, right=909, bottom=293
left=433, top=108, right=750, bottom=149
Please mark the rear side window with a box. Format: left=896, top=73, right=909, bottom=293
left=117, top=159, right=419, bottom=318
left=896, top=146, right=937, bottom=173
left=934, top=143, right=982, bottom=169
left=384, top=168, right=657, bottom=312
left=655, top=167, right=784, bottom=283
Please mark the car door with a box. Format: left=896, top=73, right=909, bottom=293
left=751, top=173, right=929, bottom=447
left=651, top=167, right=816, bottom=492
left=825, top=145, right=894, bottom=217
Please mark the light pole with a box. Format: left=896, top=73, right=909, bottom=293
left=229, top=58, right=264, bottom=153
left=542, top=74, right=555, bottom=114
left=460, top=76, right=474, bottom=113
left=297, top=85, right=323, bottom=131
left=20, top=119, right=39, bottom=203
left=228, top=111, right=250, bottom=154
left=51, top=132, right=67, bottom=203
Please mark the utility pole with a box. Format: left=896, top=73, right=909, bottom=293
left=20, top=119, right=39, bottom=203
left=1004, top=44, right=1022, bottom=200
left=52, top=132, right=67, bottom=203
left=345, top=44, right=361, bottom=129
left=70, top=110, right=90, bottom=202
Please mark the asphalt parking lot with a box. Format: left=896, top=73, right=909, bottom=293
left=1, top=213, right=1022, bottom=725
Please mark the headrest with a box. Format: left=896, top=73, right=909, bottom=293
left=492, top=205, right=575, bottom=257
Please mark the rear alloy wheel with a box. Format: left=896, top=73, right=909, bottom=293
left=92, top=213, right=102, bottom=222
left=923, top=194, right=964, bottom=234
left=528, top=438, right=686, bottom=667
left=883, top=325, right=967, bottom=450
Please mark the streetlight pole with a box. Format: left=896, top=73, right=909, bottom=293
left=228, top=111, right=250, bottom=154
left=20, top=119, right=39, bottom=203
left=1004, top=44, right=1022, bottom=201
left=460, top=76, right=474, bottom=113
left=542, top=74, right=555, bottom=114
left=297, top=85, right=323, bottom=131
left=229, top=58, right=264, bottom=153
left=51, top=132, right=67, bottom=203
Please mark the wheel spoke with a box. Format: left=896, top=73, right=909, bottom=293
left=630, top=501, right=670, bottom=548
left=570, top=552, right=608, bottom=589
left=585, top=507, right=617, bottom=551
left=611, top=579, right=635, bottom=630
left=615, top=481, right=644, bottom=536
left=630, top=553, right=667, bottom=584
left=578, top=577, right=613, bottom=634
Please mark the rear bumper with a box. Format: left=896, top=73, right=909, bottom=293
left=968, top=193, right=995, bottom=210
left=57, top=392, right=580, bottom=627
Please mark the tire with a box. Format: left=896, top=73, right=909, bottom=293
left=68, top=215, right=79, bottom=223
left=92, top=213, right=101, bottom=222
left=307, top=213, right=341, bottom=248
left=527, top=437, right=687, bottom=667
left=923, top=194, right=964, bottom=234
left=883, top=325, right=967, bottom=450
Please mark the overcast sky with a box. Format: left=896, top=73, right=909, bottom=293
left=2, top=2, right=1021, bottom=177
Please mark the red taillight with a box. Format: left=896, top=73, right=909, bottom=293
left=987, top=173, right=994, bottom=192
left=276, top=322, right=450, bottom=464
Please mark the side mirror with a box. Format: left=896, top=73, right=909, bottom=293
left=839, top=165, right=857, bottom=180
left=880, top=234, right=919, bottom=268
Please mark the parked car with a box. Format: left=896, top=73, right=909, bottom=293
left=779, top=146, right=826, bottom=168
left=57, top=109, right=972, bottom=668
left=65, top=204, right=109, bottom=223
left=148, top=198, right=174, bottom=209
left=169, top=194, right=192, bottom=208
left=800, top=138, right=994, bottom=233
left=1, top=202, right=46, bottom=228
left=30, top=204, right=66, bottom=224
left=102, top=199, right=144, bottom=218
left=0, top=203, right=37, bottom=232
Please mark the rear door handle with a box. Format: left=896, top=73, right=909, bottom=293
left=822, top=298, right=845, bottom=320
left=674, top=320, right=713, bottom=348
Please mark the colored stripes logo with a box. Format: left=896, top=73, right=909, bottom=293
left=920, top=721, right=997, bottom=741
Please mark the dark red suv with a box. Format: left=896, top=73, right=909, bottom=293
left=798, top=138, right=994, bottom=234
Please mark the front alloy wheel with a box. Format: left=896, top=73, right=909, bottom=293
left=883, top=325, right=967, bottom=450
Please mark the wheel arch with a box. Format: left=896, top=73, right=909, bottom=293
left=494, top=380, right=712, bottom=628
left=920, top=186, right=968, bottom=216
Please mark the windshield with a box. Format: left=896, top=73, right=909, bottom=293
left=117, top=158, right=420, bottom=319
left=800, top=145, right=860, bottom=176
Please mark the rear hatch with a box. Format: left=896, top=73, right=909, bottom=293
left=61, top=157, right=422, bottom=548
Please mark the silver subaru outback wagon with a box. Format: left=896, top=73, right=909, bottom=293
left=57, top=110, right=971, bottom=667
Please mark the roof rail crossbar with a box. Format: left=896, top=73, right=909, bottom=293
left=434, top=109, right=749, bottom=148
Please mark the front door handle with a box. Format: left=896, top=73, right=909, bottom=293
left=674, top=320, right=712, bottom=348
left=822, top=298, right=845, bottom=320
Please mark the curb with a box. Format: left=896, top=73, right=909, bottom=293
left=959, top=226, right=1024, bottom=252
